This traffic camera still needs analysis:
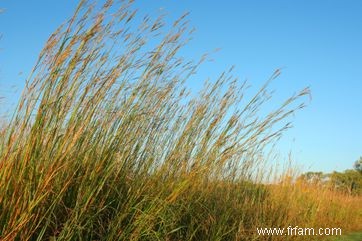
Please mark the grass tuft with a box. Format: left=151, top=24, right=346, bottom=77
left=0, top=1, right=361, bottom=240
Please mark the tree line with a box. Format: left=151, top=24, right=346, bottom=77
left=298, top=157, right=362, bottom=195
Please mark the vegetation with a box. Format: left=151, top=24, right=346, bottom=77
left=0, top=1, right=361, bottom=240
left=331, top=232, right=362, bottom=241
left=299, top=159, right=362, bottom=195
left=354, top=157, right=362, bottom=174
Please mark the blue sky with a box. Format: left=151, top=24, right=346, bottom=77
left=0, top=0, right=361, bottom=173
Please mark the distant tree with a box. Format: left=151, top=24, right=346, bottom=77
left=298, top=160, right=362, bottom=195
left=354, top=157, right=362, bottom=174
left=328, top=170, right=362, bottom=195
left=298, top=171, right=326, bottom=185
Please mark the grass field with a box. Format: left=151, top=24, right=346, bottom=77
left=331, top=232, right=362, bottom=241
left=0, top=1, right=361, bottom=240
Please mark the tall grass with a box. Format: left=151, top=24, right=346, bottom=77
left=0, top=1, right=360, bottom=240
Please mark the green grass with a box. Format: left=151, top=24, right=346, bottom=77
left=0, top=1, right=361, bottom=240
left=331, top=232, right=362, bottom=241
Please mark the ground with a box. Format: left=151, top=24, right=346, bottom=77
left=332, top=232, right=362, bottom=241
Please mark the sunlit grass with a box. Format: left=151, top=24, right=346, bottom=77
left=0, top=1, right=360, bottom=240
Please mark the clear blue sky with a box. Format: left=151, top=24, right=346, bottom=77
left=0, top=1, right=361, bottom=173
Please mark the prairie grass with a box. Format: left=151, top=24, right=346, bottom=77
left=0, top=1, right=361, bottom=240
left=266, top=175, right=362, bottom=237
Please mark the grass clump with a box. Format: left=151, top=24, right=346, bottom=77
left=0, top=1, right=360, bottom=240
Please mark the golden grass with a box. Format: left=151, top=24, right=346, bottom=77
left=266, top=177, right=362, bottom=235
left=0, top=1, right=360, bottom=240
